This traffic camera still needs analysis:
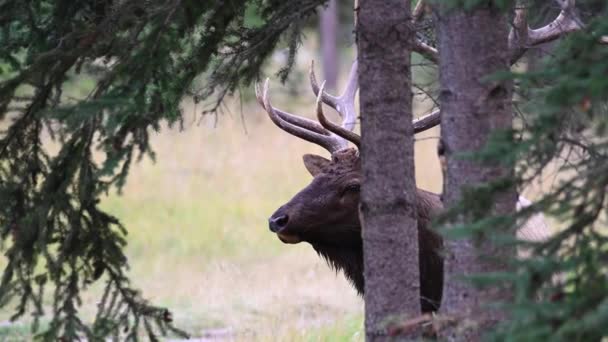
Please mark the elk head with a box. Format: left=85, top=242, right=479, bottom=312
left=270, top=149, right=362, bottom=245
left=256, top=60, right=440, bottom=248
left=257, top=61, right=362, bottom=247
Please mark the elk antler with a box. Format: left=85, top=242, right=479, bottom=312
left=413, top=40, right=439, bottom=64
left=255, top=80, right=350, bottom=153
left=528, top=0, right=582, bottom=44
left=412, top=0, right=427, bottom=23
left=310, top=60, right=361, bottom=145
left=311, top=59, right=441, bottom=137
left=255, top=81, right=327, bottom=135
left=413, top=109, right=440, bottom=133
left=315, top=82, right=361, bottom=148
left=259, top=58, right=441, bottom=153
left=309, top=60, right=359, bottom=132
left=508, top=0, right=583, bottom=63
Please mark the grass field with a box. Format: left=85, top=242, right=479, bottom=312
left=91, top=90, right=442, bottom=341
left=0, top=74, right=446, bottom=341
left=96, top=99, right=371, bottom=341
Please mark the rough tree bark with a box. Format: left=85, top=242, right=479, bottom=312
left=319, top=0, right=338, bottom=91
left=356, top=0, right=419, bottom=340
left=437, top=4, right=517, bottom=341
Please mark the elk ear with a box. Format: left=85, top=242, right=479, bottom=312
left=303, top=154, right=331, bottom=176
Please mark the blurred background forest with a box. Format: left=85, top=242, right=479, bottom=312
left=0, top=0, right=582, bottom=340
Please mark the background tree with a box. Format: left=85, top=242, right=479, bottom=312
left=319, top=0, right=339, bottom=91
left=491, top=0, right=608, bottom=339
left=356, top=0, right=420, bottom=339
left=381, top=0, right=607, bottom=339
left=429, top=0, right=608, bottom=340
left=436, top=3, right=517, bottom=340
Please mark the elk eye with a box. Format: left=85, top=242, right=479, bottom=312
left=342, top=184, right=360, bottom=196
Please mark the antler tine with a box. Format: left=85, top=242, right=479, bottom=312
left=508, top=0, right=582, bottom=63
left=339, top=60, right=359, bottom=132
left=412, top=0, right=426, bottom=23
left=310, top=60, right=359, bottom=132
left=311, top=58, right=440, bottom=136
left=413, top=109, right=441, bottom=133
left=316, top=82, right=361, bottom=148
left=527, top=0, right=581, bottom=45
left=258, top=79, right=347, bottom=153
left=255, top=81, right=328, bottom=135
left=309, top=60, right=339, bottom=108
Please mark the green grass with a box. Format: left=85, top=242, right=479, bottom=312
left=0, top=323, right=33, bottom=342
left=299, top=314, right=364, bottom=342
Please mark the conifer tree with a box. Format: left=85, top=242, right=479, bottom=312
left=385, top=0, right=608, bottom=339
left=0, top=0, right=325, bottom=339
left=2, top=0, right=607, bottom=340
left=490, top=1, right=608, bottom=339
left=430, top=0, right=608, bottom=339
left=357, top=0, right=420, bottom=339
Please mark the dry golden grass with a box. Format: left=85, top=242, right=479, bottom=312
left=0, top=59, right=447, bottom=340
left=92, top=82, right=444, bottom=340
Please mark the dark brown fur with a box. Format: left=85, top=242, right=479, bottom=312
left=269, top=148, right=444, bottom=312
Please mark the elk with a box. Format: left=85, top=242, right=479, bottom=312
left=255, top=60, right=551, bottom=313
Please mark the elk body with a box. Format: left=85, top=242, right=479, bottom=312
left=256, top=60, right=551, bottom=313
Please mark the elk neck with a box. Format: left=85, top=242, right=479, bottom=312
left=307, top=231, right=365, bottom=294
left=304, top=189, right=444, bottom=303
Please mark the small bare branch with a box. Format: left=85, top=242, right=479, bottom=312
left=388, top=313, right=433, bottom=337
left=413, top=39, right=439, bottom=64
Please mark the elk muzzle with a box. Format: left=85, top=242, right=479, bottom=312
left=268, top=211, right=302, bottom=244
left=269, top=214, right=288, bottom=232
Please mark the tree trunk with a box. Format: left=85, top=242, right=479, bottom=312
left=437, top=5, right=517, bottom=341
left=319, top=0, right=338, bottom=91
left=356, top=0, right=419, bottom=340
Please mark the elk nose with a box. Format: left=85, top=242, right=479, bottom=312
left=269, top=214, right=289, bottom=232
